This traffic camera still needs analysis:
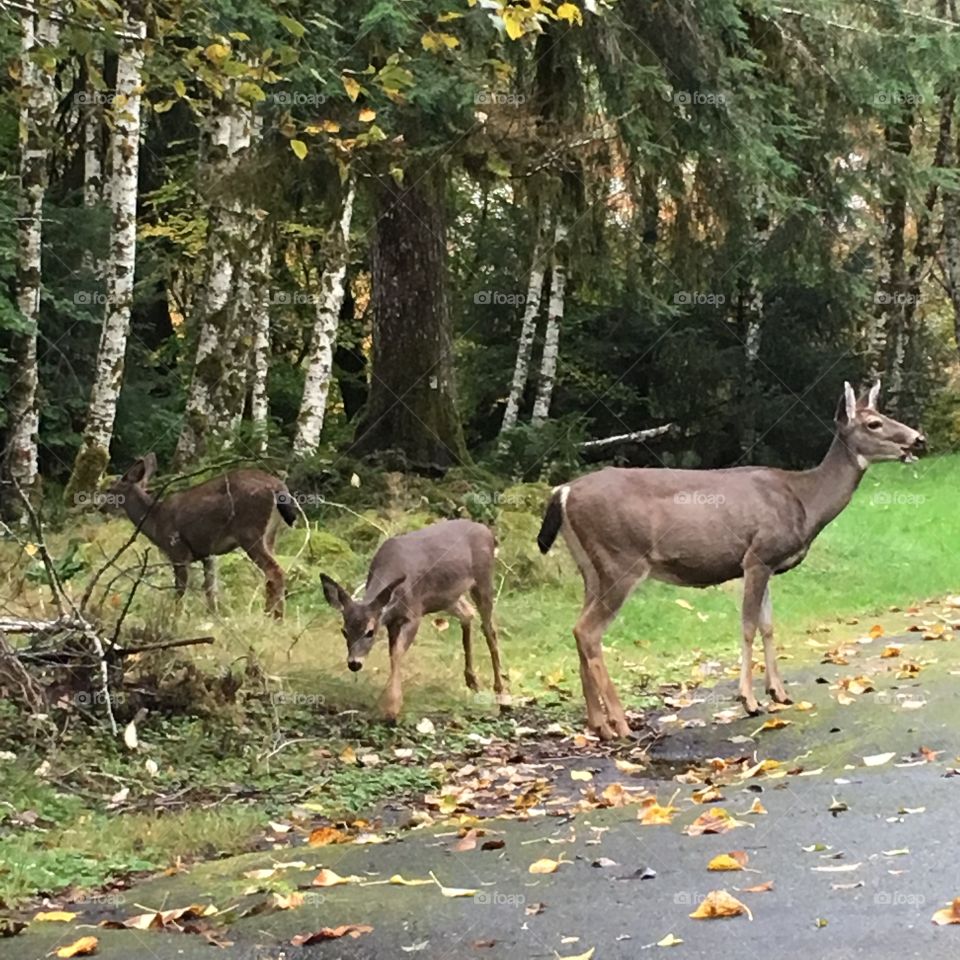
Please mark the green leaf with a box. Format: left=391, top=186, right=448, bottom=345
left=290, top=139, right=308, bottom=160
left=277, top=15, right=307, bottom=39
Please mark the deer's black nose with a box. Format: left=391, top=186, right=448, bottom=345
left=913, top=434, right=927, bottom=450
left=347, top=660, right=363, bottom=672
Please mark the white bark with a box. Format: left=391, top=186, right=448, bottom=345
left=82, top=54, right=102, bottom=275
left=68, top=16, right=145, bottom=494
left=248, top=234, right=272, bottom=455
left=4, top=10, right=60, bottom=496
left=531, top=219, right=569, bottom=425
left=175, top=95, right=254, bottom=464
left=293, top=177, right=357, bottom=457
left=499, top=210, right=550, bottom=441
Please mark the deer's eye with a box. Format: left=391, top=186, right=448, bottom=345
left=867, top=419, right=882, bottom=430
left=364, top=628, right=375, bottom=639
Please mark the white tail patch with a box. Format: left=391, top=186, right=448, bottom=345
left=556, top=485, right=597, bottom=593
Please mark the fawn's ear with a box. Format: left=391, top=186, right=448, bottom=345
left=141, top=452, right=158, bottom=483
left=320, top=573, right=350, bottom=612
left=373, top=575, right=406, bottom=612
left=122, top=458, right=147, bottom=484
left=866, top=380, right=881, bottom=410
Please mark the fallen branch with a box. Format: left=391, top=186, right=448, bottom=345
left=580, top=423, right=675, bottom=452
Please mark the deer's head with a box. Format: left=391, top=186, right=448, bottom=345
left=105, top=452, right=158, bottom=511
left=320, top=573, right=406, bottom=671
left=835, top=381, right=925, bottom=465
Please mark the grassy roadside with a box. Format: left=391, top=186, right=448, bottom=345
left=0, top=453, right=956, bottom=908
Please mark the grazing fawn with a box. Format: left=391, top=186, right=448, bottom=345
left=538, top=382, right=925, bottom=739
left=109, top=453, right=298, bottom=618
left=321, top=518, right=508, bottom=721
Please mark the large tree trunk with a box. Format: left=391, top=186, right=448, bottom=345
left=350, top=169, right=466, bottom=470
left=293, top=177, right=356, bottom=458
left=531, top=218, right=569, bottom=425
left=945, top=129, right=960, bottom=359
left=82, top=53, right=102, bottom=275
left=870, top=114, right=913, bottom=413
left=499, top=208, right=550, bottom=442
left=2, top=9, right=60, bottom=512
left=174, top=96, right=254, bottom=466
left=66, top=16, right=146, bottom=502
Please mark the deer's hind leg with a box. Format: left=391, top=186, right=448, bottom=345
left=738, top=562, right=771, bottom=716
left=759, top=583, right=790, bottom=705
left=451, top=596, right=479, bottom=692
left=202, top=557, right=219, bottom=614
left=470, top=578, right=508, bottom=704
left=244, top=538, right=286, bottom=620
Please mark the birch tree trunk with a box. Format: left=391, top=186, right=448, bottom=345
left=738, top=199, right=770, bottom=457
left=81, top=54, right=102, bottom=275
left=531, top=218, right=569, bottom=425
left=293, top=177, right=356, bottom=458
left=3, top=9, right=60, bottom=510
left=174, top=96, right=253, bottom=466
left=247, top=235, right=273, bottom=455
left=66, top=15, right=146, bottom=502
left=499, top=209, right=550, bottom=442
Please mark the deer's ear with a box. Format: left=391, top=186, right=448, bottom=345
left=837, top=381, right=858, bottom=423
left=867, top=380, right=881, bottom=410
left=122, top=458, right=147, bottom=484
left=320, top=573, right=350, bottom=612
left=141, top=452, right=158, bottom=483
left=374, top=575, right=406, bottom=612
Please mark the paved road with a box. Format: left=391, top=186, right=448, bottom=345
left=10, top=629, right=960, bottom=960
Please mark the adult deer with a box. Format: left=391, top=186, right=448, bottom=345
left=537, top=382, right=925, bottom=739
left=320, top=519, right=508, bottom=722
left=109, top=453, right=298, bottom=618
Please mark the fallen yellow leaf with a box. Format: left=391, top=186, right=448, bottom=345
left=932, top=897, right=960, bottom=925
left=55, top=938, right=99, bottom=958
left=707, top=852, right=748, bottom=871
left=689, top=889, right=752, bottom=920
left=529, top=857, right=564, bottom=874
left=34, top=911, right=78, bottom=922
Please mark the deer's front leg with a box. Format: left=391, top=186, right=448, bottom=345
left=738, top=563, right=769, bottom=716
left=172, top=562, right=189, bottom=604
left=380, top=620, right=418, bottom=723
left=760, top=584, right=791, bottom=705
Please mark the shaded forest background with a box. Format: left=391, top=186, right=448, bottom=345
left=3, top=0, right=960, bottom=509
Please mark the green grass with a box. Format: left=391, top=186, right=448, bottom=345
left=0, top=453, right=957, bottom=908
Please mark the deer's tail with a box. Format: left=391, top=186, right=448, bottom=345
left=275, top=489, right=299, bottom=527
left=537, top=485, right=568, bottom=554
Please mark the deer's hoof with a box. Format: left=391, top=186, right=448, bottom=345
left=465, top=675, right=480, bottom=693
left=767, top=691, right=793, bottom=706
left=737, top=695, right=761, bottom=717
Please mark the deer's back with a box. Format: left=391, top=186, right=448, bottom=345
left=163, top=469, right=288, bottom=558
left=371, top=519, right=494, bottom=615
left=565, top=466, right=808, bottom=585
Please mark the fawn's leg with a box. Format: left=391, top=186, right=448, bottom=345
left=470, top=581, right=508, bottom=703
left=451, top=596, right=479, bottom=692
left=172, top=562, right=189, bottom=604
left=381, top=619, right=418, bottom=722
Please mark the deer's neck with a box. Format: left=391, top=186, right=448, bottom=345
left=123, top=485, right=163, bottom=546
left=796, top=433, right=866, bottom=538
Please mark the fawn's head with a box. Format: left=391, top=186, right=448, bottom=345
left=105, top=452, right=158, bottom=511
left=835, top=381, right=925, bottom=465
left=320, top=573, right=406, bottom=671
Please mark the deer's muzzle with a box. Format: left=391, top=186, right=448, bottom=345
left=347, top=659, right=363, bottom=672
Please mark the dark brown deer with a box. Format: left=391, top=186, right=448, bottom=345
left=110, top=453, right=298, bottom=618
left=320, top=519, right=508, bottom=721
left=537, top=382, right=925, bottom=739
